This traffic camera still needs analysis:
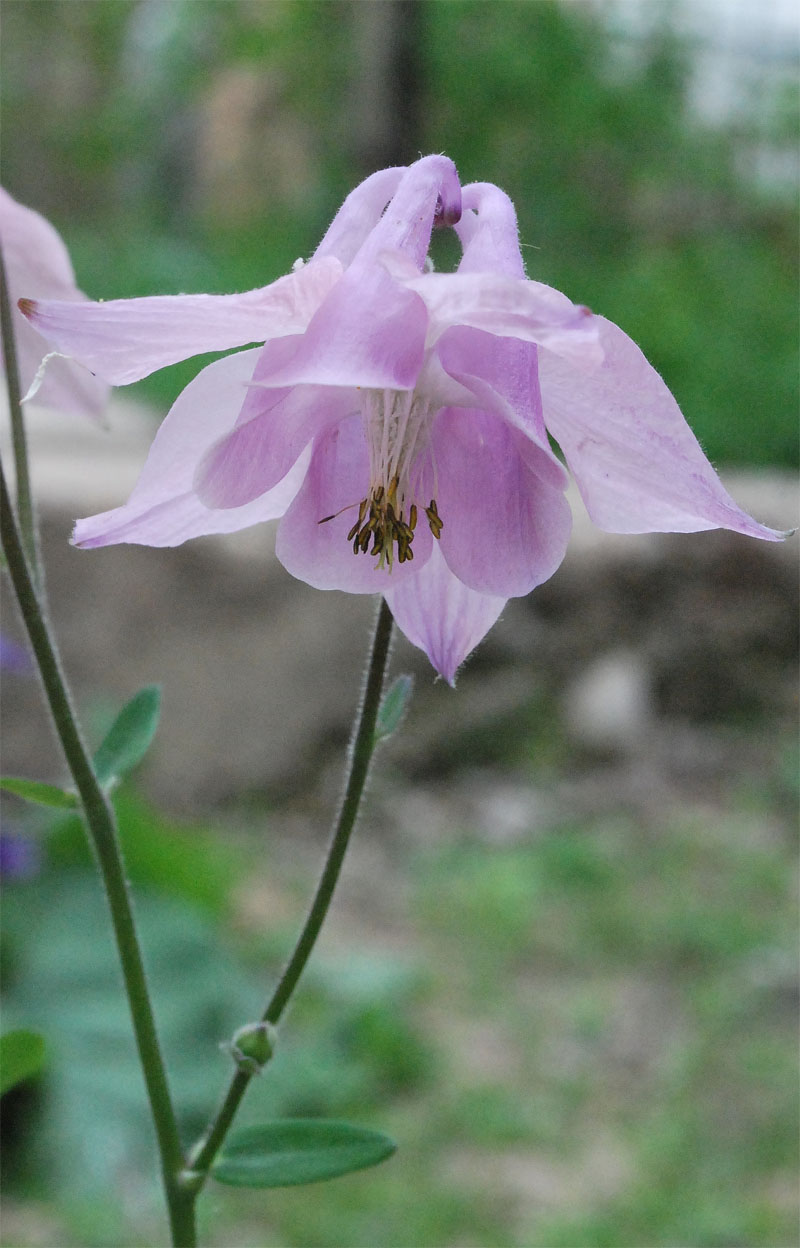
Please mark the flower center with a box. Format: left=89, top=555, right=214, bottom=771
left=347, top=389, right=442, bottom=570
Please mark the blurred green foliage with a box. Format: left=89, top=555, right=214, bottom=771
left=1, top=789, right=432, bottom=1243
left=2, top=0, right=797, bottom=465
left=2, top=772, right=796, bottom=1246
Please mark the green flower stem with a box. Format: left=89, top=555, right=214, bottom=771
left=187, top=597, right=395, bottom=1182
left=0, top=461, right=194, bottom=1246
left=0, top=246, right=39, bottom=583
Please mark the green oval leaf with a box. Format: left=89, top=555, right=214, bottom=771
left=1, top=1029, right=46, bottom=1095
left=93, top=685, right=161, bottom=788
left=211, top=1119, right=397, bottom=1188
left=375, top=674, right=413, bottom=743
left=0, top=777, right=77, bottom=809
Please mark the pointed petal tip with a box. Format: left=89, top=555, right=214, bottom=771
left=71, top=523, right=103, bottom=550
left=427, top=642, right=476, bottom=686
left=17, top=297, right=36, bottom=317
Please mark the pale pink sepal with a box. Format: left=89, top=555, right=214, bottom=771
left=394, top=266, right=602, bottom=365
left=73, top=350, right=308, bottom=548
left=539, top=316, right=784, bottom=540
left=21, top=256, right=343, bottom=386
left=385, top=542, right=506, bottom=685
left=242, top=265, right=429, bottom=392
left=195, top=383, right=354, bottom=509
left=0, top=186, right=109, bottom=420
left=432, top=407, right=573, bottom=598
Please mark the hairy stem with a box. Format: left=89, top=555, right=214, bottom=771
left=0, top=465, right=192, bottom=1245
left=0, top=246, right=39, bottom=583
left=187, top=598, right=395, bottom=1180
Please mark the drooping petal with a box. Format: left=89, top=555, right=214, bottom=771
left=0, top=186, right=109, bottom=419
left=195, top=384, right=355, bottom=509
left=275, top=413, right=433, bottom=593
left=385, top=541, right=506, bottom=685
left=73, top=349, right=307, bottom=548
left=539, top=316, right=784, bottom=540
left=314, top=167, right=404, bottom=265
left=436, top=324, right=562, bottom=475
left=20, top=256, right=343, bottom=385
left=237, top=264, right=429, bottom=391
left=432, top=407, right=572, bottom=597
left=390, top=265, right=602, bottom=364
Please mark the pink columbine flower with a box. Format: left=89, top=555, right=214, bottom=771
left=0, top=187, right=108, bottom=420
left=20, top=156, right=781, bottom=682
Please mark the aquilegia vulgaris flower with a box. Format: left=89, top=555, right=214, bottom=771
left=0, top=187, right=108, bottom=420
left=20, top=155, right=781, bottom=682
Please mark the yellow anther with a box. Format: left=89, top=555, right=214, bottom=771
left=424, top=499, right=443, bottom=539
left=346, top=484, right=441, bottom=569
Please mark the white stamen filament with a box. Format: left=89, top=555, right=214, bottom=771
left=341, top=387, right=442, bottom=569
left=363, top=388, right=436, bottom=514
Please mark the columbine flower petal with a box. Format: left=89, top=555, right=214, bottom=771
left=385, top=541, right=506, bottom=686
left=195, top=379, right=353, bottom=509
left=241, top=263, right=429, bottom=391
left=432, top=406, right=573, bottom=597
left=391, top=266, right=602, bottom=364
left=538, top=314, right=783, bottom=540
left=435, top=324, right=566, bottom=485
left=20, top=256, right=343, bottom=386
left=244, top=155, right=461, bottom=392
left=73, top=350, right=308, bottom=548
left=0, top=186, right=108, bottom=419
left=457, top=180, right=783, bottom=546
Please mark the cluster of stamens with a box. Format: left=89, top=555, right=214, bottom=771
left=345, top=475, right=442, bottom=570
left=321, top=474, right=443, bottom=571
left=318, top=388, right=443, bottom=570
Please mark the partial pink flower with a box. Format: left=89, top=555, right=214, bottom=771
left=0, top=187, right=108, bottom=420
left=19, top=158, right=782, bottom=682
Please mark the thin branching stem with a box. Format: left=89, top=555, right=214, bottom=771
left=187, top=598, right=395, bottom=1183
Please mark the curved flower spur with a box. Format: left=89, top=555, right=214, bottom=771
left=20, top=156, right=782, bottom=682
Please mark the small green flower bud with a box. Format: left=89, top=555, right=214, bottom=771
left=226, top=1021, right=277, bottom=1075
